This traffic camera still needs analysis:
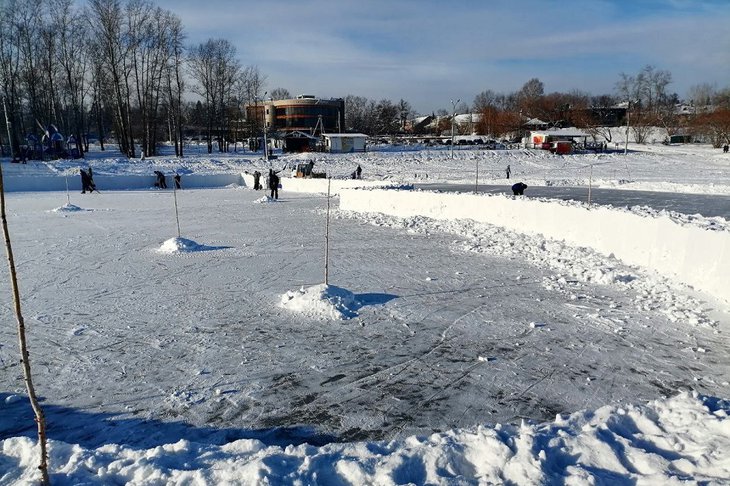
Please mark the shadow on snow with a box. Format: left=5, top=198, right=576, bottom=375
left=0, top=392, right=338, bottom=450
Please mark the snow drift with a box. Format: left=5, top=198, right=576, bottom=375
left=2, top=392, right=728, bottom=484
left=340, top=188, right=730, bottom=304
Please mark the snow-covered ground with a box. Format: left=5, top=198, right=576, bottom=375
left=1, top=141, right=729, bottom=484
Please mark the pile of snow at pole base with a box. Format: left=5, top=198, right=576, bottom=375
left=157, top=237, right=203, bottom=253
left=280, top=283, right=359, bottom=319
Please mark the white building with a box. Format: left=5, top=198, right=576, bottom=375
left=322, top=133, right=368, bottom=153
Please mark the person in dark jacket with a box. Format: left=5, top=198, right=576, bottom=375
left=511, top=182, right=527, bottom=195
left=154, top=170, right=167, bottom=188
left=253, top=170, right=262, bottom=190
left=268, top=169, right=280, bottom=199
left=173, top=173, right=182, bottom=189
left=80, top=169, right=91, bottom=193
left=355, top=164, right=362, bottom=179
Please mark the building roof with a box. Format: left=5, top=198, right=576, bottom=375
left=322, top=133, right=368, bottom=138
left=282, top=130, right=319, bottom=140
left=531, top=128, right=589, bottom=137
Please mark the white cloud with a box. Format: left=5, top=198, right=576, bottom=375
left=156, top=0, right=730, bottom=112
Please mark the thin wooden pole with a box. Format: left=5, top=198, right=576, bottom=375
left=588, top=164, right=593, bottom=206
left=173, top=185, right=181, bottom=238
left=0, top=150, right=50, bottom=484
left=475, top=159, right=479, bottom=194
left=65, top=174, right=70, bottom=205
left=324, top=178, right=331, bottom=286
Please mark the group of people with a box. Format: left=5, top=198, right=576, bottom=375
left=351, top=165, right=362, bottom=179
left=80, top=168, right=183, bottom=193
left=154, top=171, right=182, bottom=189
left=251, top=169, right=280, bottom=199
left=504, top=164, right=527, bottom=195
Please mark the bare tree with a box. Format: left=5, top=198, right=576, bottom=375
left=163, top=13, right=186, bottom=157
left=616, top=65, right=674, bottom=143
left=0, top=103, right=49, bottom=483
left=87, top=0, right=136, bottom=157
left=691, top=87, right=730, bottom=147
left=269, top=87, right=290, bottom=100
left=397, top=99, right=413, bottom=132
left=687, top=83, right=716, bottom=112
left=473, top=89, right=500, bottom=113
left=188, top=38, right=241, bottom=153
left=516, top=77, right=544, bottom=116
left=0, top=1, right=24, bottom=158
left=240, top=65, right=266, bottom=138
left=54, top=0, right=89, bottom=156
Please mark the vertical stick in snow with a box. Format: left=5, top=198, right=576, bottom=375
left=324, top=178, right=331, bottom=286
left=65, top=174, right=70, bottom=206
left=173, top=185, right=181, bottom=238
left=475, top=159, right=479, bottom=194
left=0, top=157, right=50, bottom=484
left=588, top=164, right=593, bottom=206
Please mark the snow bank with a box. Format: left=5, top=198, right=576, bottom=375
left=280, top=283, right=359, bottom=319
left=241, top=172, right=392, bottom=194
left=3, top=173, right=242, bottom=192
left=2, top=393, right=728, bottom=484
left=340, top=189, right=730, bottom=303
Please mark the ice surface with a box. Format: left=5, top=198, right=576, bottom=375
left=1, top=141, right=729, bottom=483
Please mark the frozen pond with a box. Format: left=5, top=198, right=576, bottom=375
left=415, top=183, right=730, bottom=218
left=1, top=187, right=727, bottom=450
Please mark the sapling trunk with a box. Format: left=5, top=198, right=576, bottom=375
left=0, top=161, right=50, bottom=484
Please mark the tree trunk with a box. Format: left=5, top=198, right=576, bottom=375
left=0, top=131, right=50, bottom=485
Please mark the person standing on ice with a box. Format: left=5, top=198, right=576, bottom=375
left=355, top=164, right=362, bottom=179
left=173, top=173, right=182, bottom=189
left=505, top=165, right=511, bottom=179
left=253, top=170, right=262, bottom=190
left=154, top=170, right=167, bottom=189
left=80, top=168, right=91, bottom=193
left=268, top=169, right=280, bottom=199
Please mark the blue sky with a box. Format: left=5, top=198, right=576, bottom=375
left=156, top=0, right=730, bottom=114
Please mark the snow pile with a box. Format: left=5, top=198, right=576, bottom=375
left=51, top=203, right=85, bottom=212
left=280, top=283, right=359, bottom=319
left=2, top=392, right=728, bottom=484
left=253, top=195, right=279, bottom=203
left=157, top=237, right=203, bottom=254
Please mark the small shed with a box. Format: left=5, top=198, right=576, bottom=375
left=529, top=128, right=589, bottom=149
left=323, top=133, right=367, bottom=153
left=282, top=131, right=319, bottom=153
